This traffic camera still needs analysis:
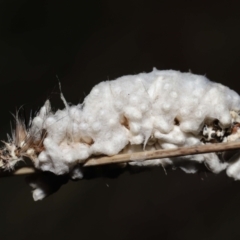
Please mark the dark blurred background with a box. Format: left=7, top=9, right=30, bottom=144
left=0, top=0, right=240, bottom=239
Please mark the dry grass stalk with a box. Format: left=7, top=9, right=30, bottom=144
left=84, top=141, right=240, bottom=166
left=2, top=141, right=240, bottom=176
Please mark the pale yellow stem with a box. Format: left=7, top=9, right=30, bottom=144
left=83, top=141, right=240, bottom=166
left=3, top=141, right=240, bottom=176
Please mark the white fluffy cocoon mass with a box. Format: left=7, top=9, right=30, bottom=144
left=30, top=69, right=240, bottom=180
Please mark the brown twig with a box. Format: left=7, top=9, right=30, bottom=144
left=3, top=141, right=240, bottom=176
left=84, top=141, right=240, bottom=166
left=0, top=167, right=36, bottom=177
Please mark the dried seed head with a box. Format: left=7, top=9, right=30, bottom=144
left=0, top=141, right=21, bottom=170
left=0, top=106, right=48, bottom=171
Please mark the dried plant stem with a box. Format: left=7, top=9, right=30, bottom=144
left=84, top=141, right=240, bottom=166
left=3, top=141, right=240, bottom=176
left=12, top=167, right=36, bottom=175
left=0, top=167, right=36, bottom=177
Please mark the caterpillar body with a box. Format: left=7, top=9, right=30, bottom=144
left=2, top=69, right=240, bottom=200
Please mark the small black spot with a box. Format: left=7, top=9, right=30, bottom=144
left=174, top=118, right=180, bottom=126
left=211, top=133, right=216, bottom=138
left=2, top=149, right=9, bottom=156
left=213, top=119, right=219, bottom=126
